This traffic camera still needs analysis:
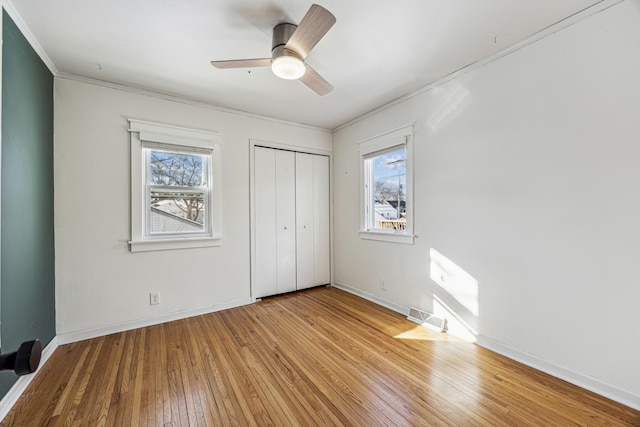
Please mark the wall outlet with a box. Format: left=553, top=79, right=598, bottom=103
left=380, top=279, right=386, bottom=290
left=150, top=292, right=160, bottom=305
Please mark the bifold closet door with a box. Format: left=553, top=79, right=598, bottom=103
left=254, top=147, right=297, bottom=298
left=295, top=152, right=330, bottom=290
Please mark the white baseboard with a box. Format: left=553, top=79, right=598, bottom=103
left=333, top=281, right=639, bottom=412
left=0, top=297, right=253, bottom=422
left=476, top=335, right=640, bottom=411
left=57, top=297, right=253, bottom=345
left=332, top=281, right=408, bottom=316
left=0, top=336, right=60, bottom=422
left=2, top=292, right=637, bottom=419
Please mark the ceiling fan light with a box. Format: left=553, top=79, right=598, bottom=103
left=271, top=56, right=306, bottom=80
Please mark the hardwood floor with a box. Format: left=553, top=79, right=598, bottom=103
left=3, top=286, right=638, bottom=426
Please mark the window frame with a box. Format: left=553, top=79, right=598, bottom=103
left=128, top=119, right=222, bottom=252
left=359, top=125, right=415, bottom=245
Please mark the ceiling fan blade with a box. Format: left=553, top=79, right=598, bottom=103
left=210, top=58, right=272, bottom=69
left=300, top=64, right=333, bottom=96
left=285, top=4, right=336, bottom=59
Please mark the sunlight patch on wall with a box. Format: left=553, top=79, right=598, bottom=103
left=433, top=295, right=477, bottom=343
left=430, top=248, right=479, bottom=316
left=427, top=83, right=471, bottom=134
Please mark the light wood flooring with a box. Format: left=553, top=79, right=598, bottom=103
left=3, top=286, right=639, bottom=426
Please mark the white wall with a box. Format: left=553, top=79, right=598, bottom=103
left=54, top=78, right=331, bottom=340
left=333, top=0, right=640, bottom=407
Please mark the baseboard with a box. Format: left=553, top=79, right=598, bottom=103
left=57, top=297, right=253, bottom=345
left=476, top=335, right=640, bottom=411
left=333, top=281, right=639, bottom=411
left=0, top=297, right=254, bottom=421
left=332, top=282, right=408, bottom=316
left=0, top=336, right=60, bottom=422
left=3, top=292, right=637, bottom=416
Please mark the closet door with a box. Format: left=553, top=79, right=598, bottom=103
left=295, top=152, right=330, bottom=290
left=254, top=147, right=297, bottom=298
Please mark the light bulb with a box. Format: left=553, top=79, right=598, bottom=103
left=271, top=56, right=306, bottom=80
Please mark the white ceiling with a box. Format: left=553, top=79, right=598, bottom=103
left=7, top=0, right=606, bottom=129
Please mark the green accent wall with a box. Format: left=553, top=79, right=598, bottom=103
left=1, top=10, right=55, bottom=397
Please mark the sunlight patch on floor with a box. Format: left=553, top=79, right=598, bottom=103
left=394, top=323, right=465, bottom=342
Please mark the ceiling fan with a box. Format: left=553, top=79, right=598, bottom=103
left=211, top=4, right=336, bottom=96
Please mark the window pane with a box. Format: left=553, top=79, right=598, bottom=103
left=150, top=190, right=205, bottom=234
left=372, top=147, right=406, bottom=230
left=149, top=150, right=204, bottom=186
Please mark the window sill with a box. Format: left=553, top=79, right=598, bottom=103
left=129, top=236, right=222, bottom=252
left=359, top=230, right=415, bottom=245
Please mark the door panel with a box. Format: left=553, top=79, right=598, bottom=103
left=313, top=154, right=331, bottom=285
left=296, top=152, right=330, bottom=289
left=275, top=150, right=297, bottom=294
left=254, top=147, right=278, bottom=297
left=295, top=153, right=315, bottom=289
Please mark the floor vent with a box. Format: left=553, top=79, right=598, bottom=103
left=407, top=307, right=448, bottom=332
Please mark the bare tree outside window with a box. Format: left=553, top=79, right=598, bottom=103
left=150, top=151, right=203, bottom=187
left=149, top=150, right=206, bottom=225
left=372, top=148, right=406, bottom=222
left=375, top=179, right=404, bottom=204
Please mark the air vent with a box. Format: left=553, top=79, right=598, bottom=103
left=407, top=307, right=447, bottom=332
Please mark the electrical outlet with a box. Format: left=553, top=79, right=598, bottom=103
left=380, top=279, right=386, bottom=290
left=150, top=292, right=160, bottom=305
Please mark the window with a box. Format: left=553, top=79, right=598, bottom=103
left=129, top=120, right=222, bottom=252
left=146, top=146, right=210, bottom=236
left=360, top=125, right=414, bottom=244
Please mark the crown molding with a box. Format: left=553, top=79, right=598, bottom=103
left=333, top=0, right=624, bottom=132
left=4, top=0, right=624, bottom=134
left=3, top=1, right=330, bottom=133
left=2, top=0, right=58, bottom=75
left=57, top=73, right=332, bottom=133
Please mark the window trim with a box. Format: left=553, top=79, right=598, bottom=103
left=128, top=119, right=222, bottom=252
left=359, top=124, right=415, bottom=245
